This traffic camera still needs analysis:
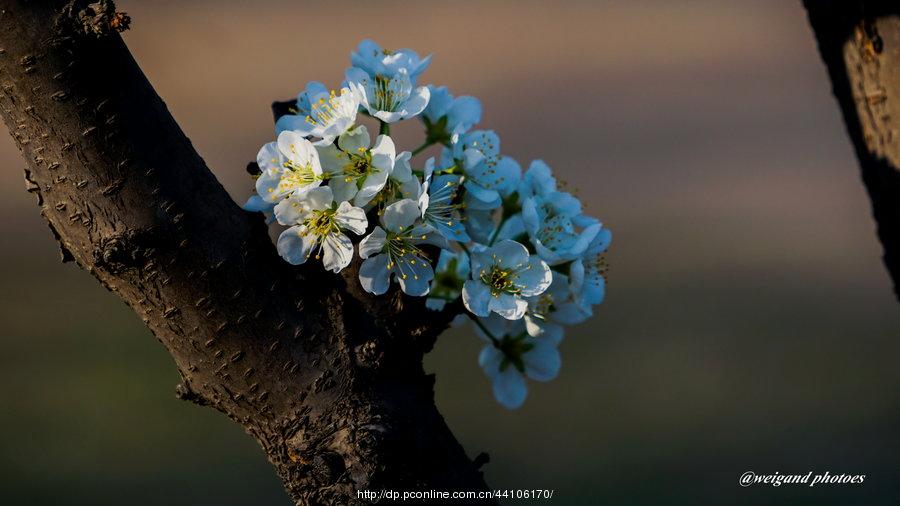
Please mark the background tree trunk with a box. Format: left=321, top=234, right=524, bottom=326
left=0, top=1, right=489, bottom=503
left=804, top=0, right=900, bottom=301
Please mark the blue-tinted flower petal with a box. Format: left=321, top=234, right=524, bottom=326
left=523, top=340, right=561, bottom=382
left=334, top=201, right=367, bottom=235
left=277, top=226, right=315, bottom=265
left=489, top=292, right=528, bottom=320
left=321, top=233, right=353, bottom=273
left=359, top=253, right=391, bottom=295
left=491, top=240, right=529, bottom=269
left=491, top=366, right=528, bottom=409
left=382, top=199, right=420, bottom=232
left=358, top=226, right=387, bottom=259
left=463, top=280, right=491, bottom=317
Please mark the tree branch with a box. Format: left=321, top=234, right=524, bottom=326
left=0, top=1, right=489, bottom=503
left=804, top=0, right=900, bottom=301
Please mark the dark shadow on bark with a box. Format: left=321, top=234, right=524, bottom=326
left=804, top=0, right=900, bottom=301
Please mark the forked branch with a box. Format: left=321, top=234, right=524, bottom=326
left=0, top=1, right=488, bottom=503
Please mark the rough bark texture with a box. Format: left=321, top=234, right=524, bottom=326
left=0, top=1, right=489, bottom=504
left=804, top=0, right=900, bottom=301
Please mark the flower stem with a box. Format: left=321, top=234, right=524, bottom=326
left=379, top=121, right=391, bottom=136
left=488, top=215, right=509, bottom=246
left=412, top=140, right=435, bottom=156
left=470, top=314, right=501, bottom=346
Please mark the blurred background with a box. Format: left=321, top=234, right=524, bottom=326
left=2, top=0, right=900, bottom=504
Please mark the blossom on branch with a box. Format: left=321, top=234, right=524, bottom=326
left=242, top=39, right=611, bottom=409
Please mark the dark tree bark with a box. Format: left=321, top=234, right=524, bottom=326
left=804, top=0, right=900, bottom=301
left=0, top=1, right=489, bottom=503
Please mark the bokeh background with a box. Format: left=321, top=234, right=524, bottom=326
left=3, top=0, right=900, bottom=504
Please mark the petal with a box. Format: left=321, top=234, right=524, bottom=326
left=521, top=197, right=541, bottom=236
left=412, top=53, right=432, bottom=78
left=374, top=110, right=405, bottom=123
left=328, top=177, right=358, bottom=203
left=243, top=195, right=273, bottom=213
left=400, top=175, right=423, bottom=200
left=302, top=186, right=334, bottom=210
left=524, top=314, right=543, bottom=338
left=370, top=135, right=396, bottom=168
left=320, top=233, right=353, bottom=273
left=411, top=225, right=450, bottom=250
left=516, top=257, right=552, bottom=296
left=523, top=340, right=561, bottom=382
left=553, top=302, right=591, bottom=325
left=525, top=315, right=565, bottom=344
left=396, top=257, right=434, bottom=296
left=316, top=143, right=347, bottom=174
left=354, top=168, right=390, bottom=207
left=492, top=156, right=522, bottom=197
left=572, top=213, right=599, bottom=229
left=382, top=199, right=420, bottom=232
left=433, top=219, right=471, bottom=243
left=348, top=79, right=371, bottom=111
left=334, top=201, right=368, bottom=235
left=479, top=313, right=517, bottom=338
left=256, top=142, right=282, bottom=173
left=302, top=81, right=329, bottom=102
left=345, top=66, right=372, bottom=89
left=337, top=125, right=370, bottom=154
left=276, top=226, right=315, bottom=265
left=569, top=259, right=585, bottom=293
left=350, top=40, right=382, bottom=74
left=582, top=273, right=606, bottom=306
left=534, top=240, right=566, bottom=266
left=464, top=209, right=497, bottom=244
left=277, top=130, right=313, bottom=162
left=496, top=213, right=525, bottom=241
left=358, top=227, right=387, bottom=259
left=274, top=115, right=316, bottom=137
left=568, top=223, right=602, bottom=259
left=469, top=249, right=491, bottom=277
left=463, top=182, right=501, bottom=210
left=546, top=191, right=582, bottom=217
left=519, top=159, right=557, bottom=198
left=587, top=227, right=613, bottom=256
left=423, top=156, right=436, bottom=181
left=540, top=323, right=565, bottom=345
left=392, top=151, right=412, bottom=182
left=273, top=195, right=305, bottom=225
left=255, top=169, right=285, bottom=202
left=463, top=147, right=486, bottom=170
left=462, top=280, right=491, bottom=317
left=489, top=292, right=528, bottom=320
left=397, top=85, right=430, bottom=119
left=490, top=240, right=530, bottom=269
left=478, top=345, right=504, bottom=374
left=492, top=367, right=528, bottom=409
left=359, top=254, right=391, bottom=295
left=463, top=130, right=500, bottom=159
left=448, top=95, right=482, bottom=133
left=424, top=85, right=452, bottom=121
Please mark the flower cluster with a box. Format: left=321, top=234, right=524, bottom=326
left=244, top=40, right=611, bottom=409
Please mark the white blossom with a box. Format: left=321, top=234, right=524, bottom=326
left=462, top=240, right=551, bottom=320
left=358, top=199, right=446, bottom=296
left=275, top=86, right=359, bottom=146
left=254, top=132, right=323, bottom=204
left=275, top=186, right=367, bottom=273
